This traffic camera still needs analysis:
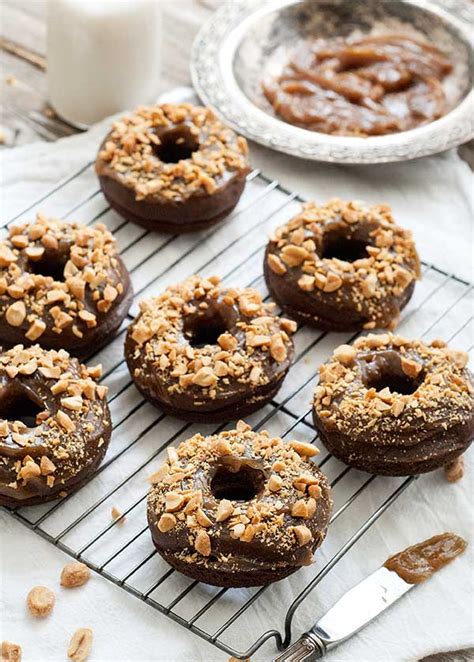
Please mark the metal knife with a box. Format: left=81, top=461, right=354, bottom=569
left=273, top=565, right=415, bottom=661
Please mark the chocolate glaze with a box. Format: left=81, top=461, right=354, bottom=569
left=0, top=351, right=111, bottom=508
left=128, top=372, right=285, bottom=424
left=147, top=428, right=332, bottom=587
left=384, top=533, right=467, bottom=583
left=265, top=251, right=415, bottom=332
left=315, top=413, right=472, bottom=476
left=98, top=171, right=247, bottom=234
left=0, top=256, right=133, bottom=359
left=313, top=339, right=474, bottom=476
left=0, top=225, right=133, bottom=359
left=95, top=105, right=250, bottom=234
left=264, top=201, right=419, bottom=332
left=125, top=281, right=294, bottom=423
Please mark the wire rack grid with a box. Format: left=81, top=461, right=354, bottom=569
left=2, top=161, right=473, bottom=660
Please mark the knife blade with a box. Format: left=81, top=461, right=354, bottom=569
left=273, top=566, right=414, bottom=661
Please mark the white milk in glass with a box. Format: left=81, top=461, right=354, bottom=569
left=47, top=0, right=162, bottom=126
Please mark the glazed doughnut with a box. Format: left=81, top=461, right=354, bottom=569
left=264, top=199, right=420, bottom=332
left=147, top=421, right=332, bottom=587
left=125, top=275, right=296, bottom=422
left=312, top=334, right=474, bottom=476
left=0, top=214, right=133, bottom=358
left=96, top=103, right=250, bottom=233
left=0, top=344, right=110, bottom=508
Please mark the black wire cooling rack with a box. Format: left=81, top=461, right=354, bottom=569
left=2, top=162, right=473, bottom=660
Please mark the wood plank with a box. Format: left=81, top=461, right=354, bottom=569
left=1, top=0, right=47, bottom=54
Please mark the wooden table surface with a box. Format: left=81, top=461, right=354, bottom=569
left=0, top=3, right=472, bottom=661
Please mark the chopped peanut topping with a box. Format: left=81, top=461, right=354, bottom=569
left=293, top=525, right=313, bottom=546
left=147, top=424, right=332, bottom=573
left=194, top=530, right=211, bottom=557
left=128, top=275, right=295, bottom=399
left=289, top=440, right=320, bottom=458
left=1, top=641, right=22, bottom=661
left=267, top=199, right=420, bottom=330
left=314, top=335, right=474, bottom=444
left=0, top=344, right=109, bottom=500
left=96, top=103, right=249, bottom=203
left=158, top=513, right=177, bottom=532
left=0, top=215, right=127, bottom=340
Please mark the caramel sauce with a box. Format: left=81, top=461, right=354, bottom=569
left=262, top=33, right=452, bottom=136
left=384, top=533, right=467, bottom=584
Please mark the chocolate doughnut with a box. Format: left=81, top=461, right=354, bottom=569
left=125, top=275, right=296, bottom=422
left=147, top=421, right=332, bottom=587
left=95, top=104, right=250, bottom=233
left=0, top=214, right=133, bottom=358
left=264, top=199, right=420, bottom=332
left=312, top=334, right=474, bottom=476
left=0, top=344, right=110, bottom=508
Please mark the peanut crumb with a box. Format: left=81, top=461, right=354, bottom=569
left=60, top=562, right=90, bottom=588
left=1, top=641, right=21, bottom=661
left=444, top=456, right=464, bottom=483
left=68, top=628, right=93, bottom=662
left=26, top=585, right=55, bottom=618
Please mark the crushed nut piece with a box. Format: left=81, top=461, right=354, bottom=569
left=111, top=506, right=125, bottom=523
left=333, top=344, right=356, bottom=365
left=67, top=628, right=93, bottom=662
left=1, top=641, right=22, bottom=661
left=216, top=499, right=234, bottom=522
left=165, top=492, right=186, bottom=512
left=61, top=562, right=90, bottom=588
left=289, top=440, right=320, bottom=458
left=27, top=586, right=55, bottom=618
left=444, top=456, right=464, bottom=483
left=194, top=530, right=211, bottom=556
left=158, top=513, right=177, bottom=532
left=293, top=525, right=312, bottom=546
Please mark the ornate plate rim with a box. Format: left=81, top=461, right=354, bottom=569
left=191, top=0, right=474, bottom=164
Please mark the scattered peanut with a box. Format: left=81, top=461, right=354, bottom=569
left=60, top=562, right=90, bottom=588
left=1, top=641, right=21, bottom=661
left=444, top=456, right=464, bottom=483
left=26, top=586, right=55, bottom=618
left=68, top=628, right=93, bottom=662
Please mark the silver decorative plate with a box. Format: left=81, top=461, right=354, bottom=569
left=191, top=0, right=474, bottom=163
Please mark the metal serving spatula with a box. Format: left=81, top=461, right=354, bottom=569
left=274, top=532, right=466, bottom=661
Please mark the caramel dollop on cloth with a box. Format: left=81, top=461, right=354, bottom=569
left=313, top=334, right=474, bottom=475
left=96, top=103, right=250, bottom=233
left=0, top=344, right=110, bottom=507
left=0, top=214, right=133, bottom=358
left=385, top=533, right=467, bottom=584
left=263, top=33, right=452, bottom=136
left=147, top=422, right=332, bottom=587
left=125, top=275, right=296, bottom=422
left=265, top=199, right=420, bottom=332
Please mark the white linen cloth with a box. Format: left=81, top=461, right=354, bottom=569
left=0, top=87, right=473, bottom=662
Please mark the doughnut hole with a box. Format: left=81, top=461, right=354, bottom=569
left=183, top=302, right=237, bottom=348
left=153, top=125, right=200, bottom=163
left=321, top=227, right=371, bottom=263
left=362, top=350, right=425, bottom=395
left=28, top=246, right=71, bottom=281
left=0, top=384, right=45, bottom=428
left=210, top=460, right=266, bottom=501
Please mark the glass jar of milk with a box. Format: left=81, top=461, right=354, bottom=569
left=47, top=0, right=162, bottom=127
